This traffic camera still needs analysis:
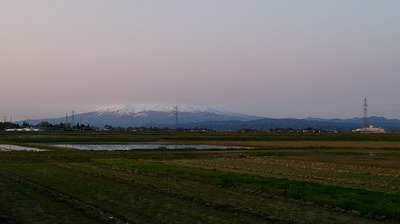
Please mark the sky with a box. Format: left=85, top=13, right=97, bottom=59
left=1, top=0, right=400, bottom=121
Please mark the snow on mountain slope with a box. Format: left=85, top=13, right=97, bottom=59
left=82, top=104, right=263, bottom=127
left=96, top=104, right=224, bottom=116
left=19, top=104, right=264, bottom=128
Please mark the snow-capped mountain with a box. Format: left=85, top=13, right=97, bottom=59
left=22, top=104, right=263, bottom=128
left=96, top=104, right=223, bottom=116
left=18, top=105, right=400, bottom=131
left=90, top=104, right=262, bottom=127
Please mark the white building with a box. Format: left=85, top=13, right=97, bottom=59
left=352, top=125, right=386, bottom=133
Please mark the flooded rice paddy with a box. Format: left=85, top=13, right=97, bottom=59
left=0, top=144, right=45, bottom=152
left=54, top=144, right=252, bottom=150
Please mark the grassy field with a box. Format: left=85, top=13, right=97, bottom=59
left=0, top=131, right=399, bottom=223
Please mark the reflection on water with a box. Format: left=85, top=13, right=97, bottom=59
left=0, top=144, right=45, bottom=151
left=54, top=144, right=251, bottom=150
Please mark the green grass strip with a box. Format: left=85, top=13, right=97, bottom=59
left=100, top=159, right=400, bottom=221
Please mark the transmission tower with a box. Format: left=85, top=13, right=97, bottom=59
left=363, top=97, right=368, bottom=128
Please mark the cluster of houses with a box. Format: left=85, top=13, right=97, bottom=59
left=5, top=127, right=42, bottom=132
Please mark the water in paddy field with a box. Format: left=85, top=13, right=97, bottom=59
left=54, top=144, right=252, bottom=150
left=0, top=145, right=45, bottom=151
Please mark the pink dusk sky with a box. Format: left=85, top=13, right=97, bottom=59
left=1, top=1, right=400, bottom=121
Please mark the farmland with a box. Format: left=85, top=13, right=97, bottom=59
left=0, top=131, right=399, bottom=223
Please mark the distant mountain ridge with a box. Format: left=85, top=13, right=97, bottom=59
left=97, top=104, right=222, bottom=115
left=21, top=104, right=263, bottom=128
left=18, top=104, right=400, bottom=131
left=191, top=116, right=400, bottom=131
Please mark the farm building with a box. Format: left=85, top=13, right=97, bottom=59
left=352, top=125, right=386, bottom=133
